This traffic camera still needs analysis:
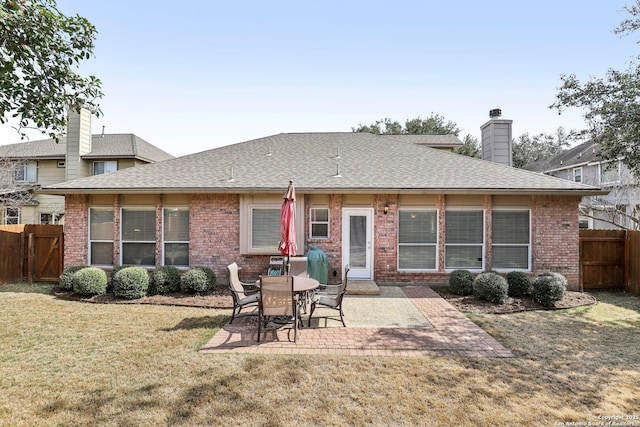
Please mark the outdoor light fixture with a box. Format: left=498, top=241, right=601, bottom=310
left=383, top=203, right=389, bottom=215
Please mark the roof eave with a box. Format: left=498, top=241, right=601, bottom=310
left=37, top=186, right=609, bottom=197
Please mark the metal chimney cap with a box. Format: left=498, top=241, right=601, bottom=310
left=489, top=108, right=502, bottom=118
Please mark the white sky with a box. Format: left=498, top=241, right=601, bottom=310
left=1, top=1, right=638, bottom=156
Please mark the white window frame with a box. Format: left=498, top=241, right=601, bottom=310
left=163, top=207, right=189, bottom=267
left=14, top=161, right=37, bottom=182
left=40, top=213, right=64, bottom=225
left=239, top=195, right=304, bottom=255
left=397, top=208, right=438, bottom=272
left=573, top=167, right=582, bottom=183
left=89, top=207, right=114, bottom=266
left=444, top=208, right=485, bottom=271
left=4, top=207, right=20, bottom=225
left=120, top=207, right=156, bottom=266
left=93, top=160, right=118, bottom=175
left=599, top=161, right=620, bottom=185
left=309, top=207, right=330, bottom=239
left=491, top=208, right=531, bottom=272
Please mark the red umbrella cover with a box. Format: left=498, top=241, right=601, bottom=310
left=278, top=181, right=297, bottom=257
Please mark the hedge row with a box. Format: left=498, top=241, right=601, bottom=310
left=60, top=265, right=217, bottom=298
left=448, top=270, right=567, bottom=306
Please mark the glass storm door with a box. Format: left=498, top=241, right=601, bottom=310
left=342, top=208, right=373, bottom=280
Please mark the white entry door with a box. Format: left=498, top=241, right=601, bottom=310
left=342, top=208, right=373, bottom=280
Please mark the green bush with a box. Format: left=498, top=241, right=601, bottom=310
left=108, top=265, right=134, bottom=292
left=181, top=266, right=217, bottom=294
left=532, top=272, right=567, bottom=307
left=150, top=266, right=181, bottom=295
left=506, top=271, right=532, bottom=297
left=60, top=265, right=88, bottom=290
left=449, top=270, right=474, bottom=295
left=113, top=267, right=149, bottom=299
left=473, top=272, right=508, bottom=304
left=72, top=267, right=108, bottom=296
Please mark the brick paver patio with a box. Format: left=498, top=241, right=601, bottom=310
left=200, top=286, right=513, bottom=358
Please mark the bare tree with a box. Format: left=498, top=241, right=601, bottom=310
left=0, top=157, right=39, bottom=224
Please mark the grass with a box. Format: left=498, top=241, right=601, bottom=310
left=1, top=285, right=639, bottom=426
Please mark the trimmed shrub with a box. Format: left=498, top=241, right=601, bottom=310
left=449, top=269, right=474, bottom=295
left=181, top=266, right=217, bottom=294
left=150, top=266, right=181, bottom=295
left=72, top=267, right=108, bottom=296
left=506, top=271, right=532, bottom=297
left=473, top=272, right=508, bottom=304
left=60, top=265, right=89, bottom=290
left=113, top=267, right=149, bottom=299
left=108, top=265, right=134, bottom=291
left=532, top=272, right=567, bottom=307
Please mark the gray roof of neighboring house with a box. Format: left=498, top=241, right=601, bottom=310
left=0, top=134, right=174, bottom=163
left=40, top=132, right=606, bottom=195
left=523, top=140, right=600, bottom=173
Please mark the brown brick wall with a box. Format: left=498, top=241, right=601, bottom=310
left=63, top=194, right=89, bottom=266
left=531, top=195, right=581, bottom=289
left=62, top=192, right=581, bottom=289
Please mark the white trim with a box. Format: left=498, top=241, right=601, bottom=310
left=397, top=207, right=438, bottom=272
left=309, top=207, right=330, bottom=240
left=342, top=208, right=374, bottom=280
left=120, top=206, right=156, bottom=266
left=88, top=207, right=114, bottom=266
left=491, top=208, right=531, bottom=272
left=444, top=208, right=485, bottom=271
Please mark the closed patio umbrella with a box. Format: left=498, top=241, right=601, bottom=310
left=278, top=180, right=297, bottom=274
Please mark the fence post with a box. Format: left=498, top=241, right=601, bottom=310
left=27, top=233, right=34, bottom=283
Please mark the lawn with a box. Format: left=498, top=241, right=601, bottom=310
left=1, top=284, right=638, bottom=426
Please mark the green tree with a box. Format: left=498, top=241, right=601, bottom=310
left=551, top=1, right=640, bottom=176
left=353, top=113, right=480, bottom=158
left=455, top=135, right=480, bottom=158
left=352, top=113, right=460, bottom=135
left=0, top=0, right=102, bottom=140
left=512, top=128, right=575, bottom=168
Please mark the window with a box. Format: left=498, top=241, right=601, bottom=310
left=600, top=161, right=620, bottom=184
left=164, top=207, right=189, bottom=267
left=492, top=210, right=530, bottom=270
left=121, top=208, right=155, bottom=266
left=89, top=208, right=113, bottom=265
left=40, top=213, right=64, bottom=225
left=4, top=207, right=20, bottom=225
left=398, top=209, right=437, bottom=270
left=14, top=161, right=37, bottom=182
left=310, top=208, right=329, bottom=239
left=445, top=210, right=484, bottom=270
left=93, top=160, right=117, bottom=175
left=251, top=207, right=281, bottom=251
left=573, top=167, right=582, bottom=183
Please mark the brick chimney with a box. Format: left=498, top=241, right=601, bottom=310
left=480, top=108, right=513, bottom=166
left=65, top=107, right=93, bottom=181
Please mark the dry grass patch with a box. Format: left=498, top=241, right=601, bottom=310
left=1, top=284, right=639, bottom=426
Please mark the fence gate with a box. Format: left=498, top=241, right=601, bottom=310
left=0, top=224, right=63, bottom=284
left=579, top=229, right=626, bottom=291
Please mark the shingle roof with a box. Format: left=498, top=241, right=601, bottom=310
left=522, top=140, right=599, bottom=173
left=41, top=132, right=605, bottom=195
left=0, top=134, right=174, bottom=162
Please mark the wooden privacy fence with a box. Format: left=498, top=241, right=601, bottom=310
left=0, top=224, right=63, bottom=284
left=579, top=229, right=640, bottom=295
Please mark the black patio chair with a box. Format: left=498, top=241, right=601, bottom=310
left=308, top=265, right=349, bottom=327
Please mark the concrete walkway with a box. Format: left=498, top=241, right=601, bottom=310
left=200, top=286, right=513, bottom=358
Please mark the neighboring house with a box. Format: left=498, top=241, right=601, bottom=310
left=0, top=109, right=174, bottom=225
left=523, top=140, right=638, bottom=230
left=41, top=110, right=605, bottom=290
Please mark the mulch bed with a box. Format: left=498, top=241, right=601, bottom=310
left=53, top=286, right=598, bottom=315
left=434, top=288, right=598, bottom=314
left=53, top=287, right=234, bottom=309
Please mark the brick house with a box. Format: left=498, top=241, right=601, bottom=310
left=41, top=111, right=605, bottom=290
